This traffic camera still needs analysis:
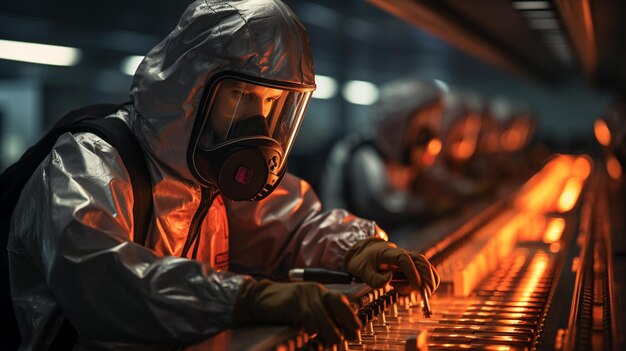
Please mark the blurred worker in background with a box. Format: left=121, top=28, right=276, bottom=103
left=427, top=93, right=543, bottom=203
left=468, top=93, right=503, bottom=182
left=320, top=78, right=454, bottom=232
left=6, top=0, right=439, bottom=349
left=419, top=93, right=544, bottom=211
left=419, top=91, right=494, bottom=203
left=490, top=98, right=540, bottom=180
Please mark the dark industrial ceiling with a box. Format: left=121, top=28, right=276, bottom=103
left=0, top=0, right=621, bottom=146
left=368, top=0, right=626, bottom=92
left=1, top=0, right=624, bottom=92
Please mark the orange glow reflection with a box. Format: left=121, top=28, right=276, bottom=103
left=501, top=129, right=522, bottom=151
left=518, top=253, right=549, bottom=302
left=582, top=0, right=597, bottom=70
left=421, top=153, right=436, bottom=166
left=427, top=138, right=442, bottom=156
left=449, top=115, right=481, bottom=161
left=515, top=155, right=573, bottom=213
left=451, top=140, right=475, bottom=160
left=517, top=215, right=546, bottom=242
left=594, top=119, right=611, bottom=146
left=484, top=133, right=500, bottom=153
left=572, top=156, right=592, bottom=180
left=607, top=155, right=623, bottom=180
left=543, top=218, right=565, bottom=243
left=377, top=229, right=389, bottom=242
left=549, top=242, right=561, bottom=253
left=437, top=344, right=512, bottom=350
left=514, top=154, right=590, bottom=221
left=557, top=178, right=583, bottom=213
left=422, top=138, right=442, bottom=166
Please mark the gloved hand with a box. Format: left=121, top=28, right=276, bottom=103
left=233, top=279, right=361, bottom=345
left=343, top=237, right=440, bottom=296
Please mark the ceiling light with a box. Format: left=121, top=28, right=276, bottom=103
left=527, top=18, right=560, bottom=30
left=120, top=55, right=144, bottom=76
left=512, top=1, right=551, bottom=10
left=312, top=75, right=338, bottom=99
left=0, top=39, right=81, bottom=66
left=520, top=10, right=555, bottom=19
left=342, top=80, right=379, bottom=105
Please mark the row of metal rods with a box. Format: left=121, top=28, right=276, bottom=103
left=338, top=247, right=554, bottom=351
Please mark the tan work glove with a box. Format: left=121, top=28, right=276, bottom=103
left=344, top=237, right=440, bottom=296
left=233, top=279, right=361, bottom=345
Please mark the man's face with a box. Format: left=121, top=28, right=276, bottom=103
left=210, top=79, right=284, bottom=138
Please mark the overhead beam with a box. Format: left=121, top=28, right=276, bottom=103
left=552, top=0, right=598, bottom=84
left=367, top=0, right=558, bottom=84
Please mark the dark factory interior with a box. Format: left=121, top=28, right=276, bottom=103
left=0, top=0, right=625, bottom=350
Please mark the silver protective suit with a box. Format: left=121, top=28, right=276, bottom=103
left=7, top=1, right=379, bottom=349
left=319, top=79, right=440, bottom=229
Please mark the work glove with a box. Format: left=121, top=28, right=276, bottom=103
left=343, top=237, right=440, bottom=296
left=233, top=279, right=362, bottom=345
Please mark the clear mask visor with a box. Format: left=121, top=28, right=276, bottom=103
left=197, top=78, right=313, bottom=157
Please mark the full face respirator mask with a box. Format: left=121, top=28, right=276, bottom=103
left=188, top=75, right=313, bottom=201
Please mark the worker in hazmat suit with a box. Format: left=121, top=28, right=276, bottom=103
left=489, top=98, right=540, bottom=180
left=6, top=1, right=439, bottom=350
left=417, top=90, right=498, bottom=204
left=319, top=78, right=453, bottom=232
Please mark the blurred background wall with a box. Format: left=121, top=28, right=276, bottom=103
left=0, top=0, right=620, bottom=192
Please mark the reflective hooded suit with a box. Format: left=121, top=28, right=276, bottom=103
left=320, top=78, right=443, bottom=230
left=7, top=1, right=380, bottom=349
